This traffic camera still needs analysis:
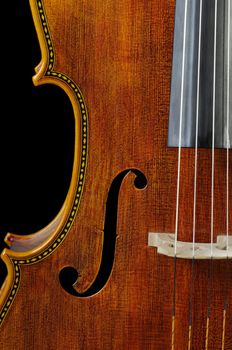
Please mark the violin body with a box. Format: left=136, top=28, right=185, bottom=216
left=0, top=0, right=231, bottom=349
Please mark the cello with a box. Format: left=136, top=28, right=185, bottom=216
left=0, top=0, right=231, bottom=349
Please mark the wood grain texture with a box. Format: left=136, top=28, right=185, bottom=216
left=0, top=0, right=231, bottom=349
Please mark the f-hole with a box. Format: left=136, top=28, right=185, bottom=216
left=59, top=169, right=147, bottom=297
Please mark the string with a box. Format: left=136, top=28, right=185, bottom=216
left=188, top=1, right=203, bottom=348
left=222, top=1, right=231, bottom=348
left=226, top=0, right=230, bottom=263
left=172, top=1, right=189, bottom=348
left=206, top=1, right=218, bottom=348
left=174, top=0, right=189, bottom=256
left=192, top=0, right=203, bottom=260
left=211, top=0, right=218, bottom=259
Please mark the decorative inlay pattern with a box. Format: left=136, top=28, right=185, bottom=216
left=0, top=0, right=88, bottom=325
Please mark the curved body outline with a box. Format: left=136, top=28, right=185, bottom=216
left=0, top=0, right=88, bottom=326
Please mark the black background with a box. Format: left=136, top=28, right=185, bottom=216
left=0, top=2, right=74, bottom=278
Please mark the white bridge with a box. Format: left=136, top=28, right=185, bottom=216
left=148, top=233, right=232, bottom=259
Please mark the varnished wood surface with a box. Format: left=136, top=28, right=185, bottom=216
left=0, top=0, right=232, bottom=349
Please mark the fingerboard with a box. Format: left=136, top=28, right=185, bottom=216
left=168, top=0, right=232, bottom=149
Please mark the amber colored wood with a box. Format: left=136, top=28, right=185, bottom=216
left=0, top=0, right=231, bottom=349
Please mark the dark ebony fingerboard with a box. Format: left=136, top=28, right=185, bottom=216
left=168, top=0, right=232, bottom=149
